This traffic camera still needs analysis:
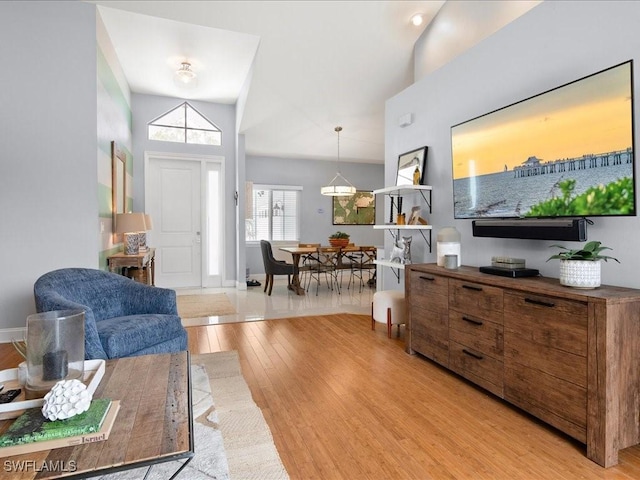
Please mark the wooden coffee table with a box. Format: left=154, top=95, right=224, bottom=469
left=0, top=351, right=193, bottom=479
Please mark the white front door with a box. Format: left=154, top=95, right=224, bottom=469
left=146, top=156, right=202, bottom=288
left=145, top=152, right=225, bottom=289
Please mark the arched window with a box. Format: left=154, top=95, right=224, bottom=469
left=148, top=102, right=221, bottom=145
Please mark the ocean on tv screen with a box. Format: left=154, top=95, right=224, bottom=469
left=453, top=149, right=634, bottom=218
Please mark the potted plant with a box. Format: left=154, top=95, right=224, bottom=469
left=329, top=231, right=350, bottom=247
left=547, top=240, right=619, bottom=289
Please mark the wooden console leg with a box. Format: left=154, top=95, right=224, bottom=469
left=387, top=307, right=392, bottom=338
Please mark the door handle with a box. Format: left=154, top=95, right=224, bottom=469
left=195, top=231, right=201, bottom=244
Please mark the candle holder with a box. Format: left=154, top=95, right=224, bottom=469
left=26, top=309, right=85, bottom=396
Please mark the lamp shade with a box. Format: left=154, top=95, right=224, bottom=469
left=115, top=213, right=147, bottom=234
left=320, top=179, right=357, bottom=196
left=321, top=126, right=356, bottom=196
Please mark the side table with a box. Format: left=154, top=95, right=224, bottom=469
left=0, top=351, right=193, bottom=479
left=107, top=247, right=155, bottom=286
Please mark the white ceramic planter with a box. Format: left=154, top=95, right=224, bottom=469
left=559, top=259, right=601, bottom=289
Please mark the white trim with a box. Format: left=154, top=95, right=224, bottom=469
left=253, top=184, right=303, bottom=191
left=0, top=327, right=26, bottom=344
left=144, top=151, right=224, bottom=164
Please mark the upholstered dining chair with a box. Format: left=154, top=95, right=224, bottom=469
left=260, top=240, right=296, bottom=296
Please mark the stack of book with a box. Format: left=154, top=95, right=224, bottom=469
left=491, top=256, right=527, bottom=269
left=0, top=398, right=120, bottom=457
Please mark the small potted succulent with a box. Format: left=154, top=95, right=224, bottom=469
left=329, top=231, right=350, bottom=248
left=547, top=240, right=619, bottom=289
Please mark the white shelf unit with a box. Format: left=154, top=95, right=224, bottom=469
left=372, top=185, right=433, bottom=196
left=373, top=184, right=433, bottom=282
left=374, top=259, right=405, bottom=270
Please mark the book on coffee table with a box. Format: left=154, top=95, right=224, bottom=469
left=0, top=399, right=120, bottom=457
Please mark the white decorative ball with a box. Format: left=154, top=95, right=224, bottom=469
left=42, top=379, right=92, bottom=421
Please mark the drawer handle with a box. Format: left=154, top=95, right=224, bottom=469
left=419, top=275, right=435, bottom=281
left=462, top=349, right=484, bottom=360
left=524, top=297, right=555, bottom=308
left=462, top=284, right=483, bottom=292
left=462, top=316, right=483, bottom=326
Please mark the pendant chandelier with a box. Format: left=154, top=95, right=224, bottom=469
left=321, top=126, right=356, bottom=196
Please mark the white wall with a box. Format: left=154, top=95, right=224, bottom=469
left=386, top=0, right=640, bottom=289
left=245, top=155, right=384, bottom=276
left=0, top=1, right=98, bottom=335
left=131, top=93, right=237, bottom=285
left=414, top=0, right=541, bottom=81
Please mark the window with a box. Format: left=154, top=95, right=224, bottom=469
left=148, top=102, right=222, bottom=145
left=246, top=185, right=301, bottom=242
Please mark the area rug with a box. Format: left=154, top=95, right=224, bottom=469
left=98, top=351, right=288, bottom=480
left=177, top=294, right=237, bottom=318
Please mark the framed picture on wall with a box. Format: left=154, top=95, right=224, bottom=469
left=332, top=191, right=375, bottom=225
left=396, top=146, right=428, bottom=186
left=111, top=141, right=127, bottom=233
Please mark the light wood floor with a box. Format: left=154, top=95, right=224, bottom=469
left=187, top=313, right=640, bottom=479
left=3, top=314, right=640, bottom=478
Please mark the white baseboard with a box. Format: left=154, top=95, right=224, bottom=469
left=0, top=327, right=26, bottom=344
left=235, top=280, right=247, bottom=291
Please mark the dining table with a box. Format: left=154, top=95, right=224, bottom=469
left=279, top=245, right=362, bottom=295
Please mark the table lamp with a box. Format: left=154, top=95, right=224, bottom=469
left=115, top=212, right=147, bottom=255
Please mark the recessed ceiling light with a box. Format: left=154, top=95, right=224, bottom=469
left=411, top=13, right=424, bottom=27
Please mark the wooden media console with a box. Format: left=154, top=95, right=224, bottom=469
left=405, top=264, right=640, bottom=468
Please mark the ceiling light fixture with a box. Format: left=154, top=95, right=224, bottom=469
left=175, top=62, right=196, bottom=84
left=321, top=126, right=356, bottom=197
left=411, top=13, right=424, bottom=26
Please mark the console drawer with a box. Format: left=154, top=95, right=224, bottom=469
left=449, top=340, right=503, bottom=397
left=411, top=307, right=449, bottom=367
left=504, top=291, right=587, bottom=357
left=449, top=279, right=503, bottom=321
left=408, top=270, right=448, bottom=298
left=505, top=363, right=586, bottom=443
left=449, top=311, right=503, bottom=360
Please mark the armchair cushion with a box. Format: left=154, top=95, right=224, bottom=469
left=98, top=313, right=185, bottom=358
left=34, top=268, right=187, bottom=360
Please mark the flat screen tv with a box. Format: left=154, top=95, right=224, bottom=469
left=451, top=60, right=636, bottom=219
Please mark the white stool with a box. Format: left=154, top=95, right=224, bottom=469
left=372, top=290, right=406, bottom=338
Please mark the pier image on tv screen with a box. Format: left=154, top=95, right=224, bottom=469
left=451, top=61, right=635, bottom=219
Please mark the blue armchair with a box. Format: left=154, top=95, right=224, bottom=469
left=34, top=268, right=187, bottom=360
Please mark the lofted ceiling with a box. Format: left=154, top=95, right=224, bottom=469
left=92, top=1, right=537, bottom=164
left=93, top=0, right=444, bottom=164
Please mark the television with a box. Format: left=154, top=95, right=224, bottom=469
left=451, top=60, right=636, bottom=220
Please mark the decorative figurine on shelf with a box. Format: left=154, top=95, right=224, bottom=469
left=413, top=165, right=421, bottom=185
left=389, top=236, right=412, bottom=264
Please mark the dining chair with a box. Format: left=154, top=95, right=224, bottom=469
left=298, top=243, right=321, bottom=287
left=260, top=240, right=296, bottom=296
left=306, top=246, right=342, bottom=296
left=349, top=246, right=377, bottom=292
